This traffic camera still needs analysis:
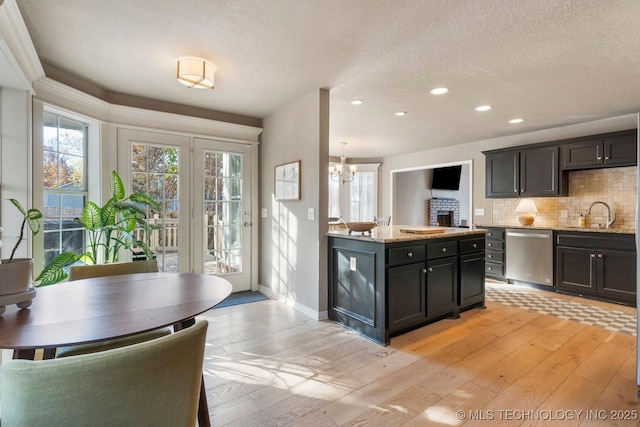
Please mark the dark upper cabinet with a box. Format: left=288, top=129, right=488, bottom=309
left=485, top=146, right=565, bottom=198
left=562, top=130, right=637, bottom=170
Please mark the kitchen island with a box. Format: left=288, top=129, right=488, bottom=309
left=328, top=226, right=487, bottom=346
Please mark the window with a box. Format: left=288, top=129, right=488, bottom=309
left=42, top=112, right=87, bottom=264
left=349, top=171, right=376, bottom=221
left=328, top=163, right=380, bottom=222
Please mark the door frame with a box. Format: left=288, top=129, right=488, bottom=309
left=116, top=127, right=259, bottom=291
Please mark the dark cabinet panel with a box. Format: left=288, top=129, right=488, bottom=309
left=485, top=151, right=519, bottom=197
left=485, top=146, right=564, bottom=198
left=520, top=146, right=560, bottom=196
left=388, top=262, right=426, bottom=333
left=459, top=252, right=485, bottom=310
left=598, top=249, right=636, bottom=302
left=555, top=232, right=636, bottom=306
left=603, top=134, right=637, bottom=167
left=426, top=256, right=458, bottom=318
left=562, top=130, right=637, bottom=170
left=485, top=227, right=506, bottom=281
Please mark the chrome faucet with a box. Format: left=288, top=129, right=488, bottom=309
left=587, top=201, right=616, bottom=228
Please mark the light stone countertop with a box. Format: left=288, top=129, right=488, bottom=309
left=480, top=224, right=635, bottom=235
left=327, top=225, right=488, bottom=244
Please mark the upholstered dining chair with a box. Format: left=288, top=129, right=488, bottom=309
left=1, top=320, right=208, bottom=427
left=56, top=259, right=170, bottom=358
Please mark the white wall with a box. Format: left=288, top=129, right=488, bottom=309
left=259, top=89, right=329, bottom=319
left=393, top=163, right=471, bottom=226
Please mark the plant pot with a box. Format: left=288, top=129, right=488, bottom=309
left=0, top=258, right=33, bottom=295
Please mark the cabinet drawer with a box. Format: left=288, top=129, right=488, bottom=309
left=485, top=228, right=505, bottom=240
left=459, top=237, right=485, bottom=254
left=427, top=241, right=457, bottom=259
left=485, top=261, right=504, bottom=277
left=388, top=245, right=425, bottom=266
left=485, top=249, right=504, bottom=263
left=486, top=239, right=504, bottom=250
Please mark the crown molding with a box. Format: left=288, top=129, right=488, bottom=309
left=33, top=77, right=263, bottom=143
left=0, top=0, right=44, bottom=88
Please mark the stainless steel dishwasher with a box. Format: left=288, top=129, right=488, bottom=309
left=505, top=229, right=554, bottom=286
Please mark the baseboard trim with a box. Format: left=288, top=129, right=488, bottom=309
left=258, top=285, right=328, bottom=321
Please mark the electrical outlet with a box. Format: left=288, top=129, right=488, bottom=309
left=261, top=208, right=267, bottom=218
left=474, top=208, right=485, bottom=216
left=308, top=208, right=315, bottom=220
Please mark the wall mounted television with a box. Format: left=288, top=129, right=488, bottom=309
left=431, top=165, right=462, bottom=190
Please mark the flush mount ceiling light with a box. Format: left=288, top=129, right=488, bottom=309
left=395, top=111, right=407, bottom=116
left=176, top=57, right=216, bottom=89
left=351, top=99, right=363, bottom=105
left=475, top=105, right=492, bottom=112
left=430, top=87, right=449, bottom=95
left=509, top=118, right=524, bottom=124
left=330, top=142, right=357, bottom=185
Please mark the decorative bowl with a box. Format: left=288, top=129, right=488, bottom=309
left=346, top=222, right=377, bottom=234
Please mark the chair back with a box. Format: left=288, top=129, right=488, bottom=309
left=1, top=320, right=208, bottom=427
left=375, top=216, right=391, bottom=226
left=68, top=259, right=158, bottom=281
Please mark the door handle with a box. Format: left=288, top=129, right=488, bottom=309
left=243, top=222, right=252, bottom=227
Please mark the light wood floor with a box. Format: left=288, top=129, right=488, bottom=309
left=198, top=284, right=639, bottom=427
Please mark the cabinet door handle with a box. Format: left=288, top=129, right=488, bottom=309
left=441, top=247, right=447, bottom=253
left=488, top=232, right=493, bottom=236
left=472, top=243, right=477, bottom=248
left=488, top=254, right=493, bottom=258
left=428, top=267, right=433, bottom=272
left=597, top=253, right=603, bottom=258
left=591, top=253, right=596, bottom=258
left=488, top=243, right=493, bottom=247
left=422, top=268, right=427, bottom=273
left=604, top=156, right=609, bottom=160
left=487, top=267, right=493, bottom=271
left=407, top=252, right=413, bottom=258
left=596, top=145, right=601, bottom=161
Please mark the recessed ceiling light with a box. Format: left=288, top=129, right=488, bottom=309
left=509, top=118, right=524, bottom=124
left=351, top=99, right=363, bottom=105
left=395, top=111, right=407, bottom=116
left=475, top=105, right=492, bottom=112
left=430, top=87, right=449, bottom=95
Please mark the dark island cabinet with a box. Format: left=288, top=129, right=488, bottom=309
left=485, top=146, right=565, bottom=198
left=328, top=231, right=486, bottom=345
left=562, top=130, right=636, bottom=170
left=388, top=262, right=426, bottom=334
left=555, top=232, right=636, bottom=306
left=424, top=240, right=459, bottom=319
left=459, top=236, right=486, bottom=311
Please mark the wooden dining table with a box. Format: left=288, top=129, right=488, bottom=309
left=0, top=271, right=232, bottom=427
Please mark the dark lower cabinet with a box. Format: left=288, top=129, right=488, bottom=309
left=555, top=232, right=636, bottom=306
left=388, top=262, right=426, bottom=334
left=426, top=256, right=458, bottom=318
left=459, top=252, right=486, bottom=310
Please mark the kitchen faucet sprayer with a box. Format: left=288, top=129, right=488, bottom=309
left=587, top=201, right=616, bottom=228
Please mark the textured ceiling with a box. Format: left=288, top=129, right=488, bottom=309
left=16, top=0, right=640, bottom=158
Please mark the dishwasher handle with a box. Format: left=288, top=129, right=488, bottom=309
left=506, top=231, right=552, bottom=239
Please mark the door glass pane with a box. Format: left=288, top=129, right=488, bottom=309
left=203, top=151, right=243, bottom=275
left=130, top=144, right=179, bottom=272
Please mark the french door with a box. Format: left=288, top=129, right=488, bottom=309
left=117, top=129, right=252, bottom=292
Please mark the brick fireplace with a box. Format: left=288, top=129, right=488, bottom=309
left=428, top=198, right=460, bottom=227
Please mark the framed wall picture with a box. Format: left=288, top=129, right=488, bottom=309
left=275, top=161, right=300, bottom=201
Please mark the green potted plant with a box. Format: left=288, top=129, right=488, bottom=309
left=0, top=199, right=42, bottom=296
left=35, top=170, right=161, bottom=286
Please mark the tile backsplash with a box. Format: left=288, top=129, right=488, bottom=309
left=492, top=166, right=637, bottom=230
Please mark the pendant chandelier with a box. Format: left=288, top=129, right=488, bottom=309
left=330, top=142, right=357, bottom=185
